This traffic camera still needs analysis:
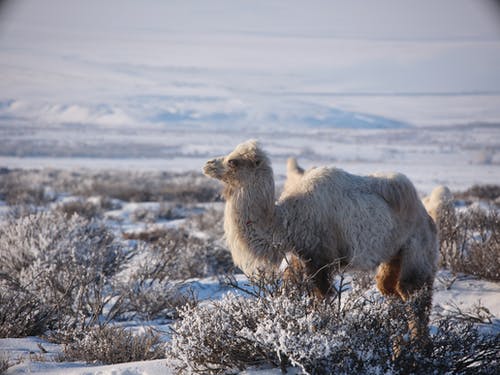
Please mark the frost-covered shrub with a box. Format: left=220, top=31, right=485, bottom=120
left=0, top=169, right=220, bottom=206
left=167, top=280, right=499, bottom=375
left=129, top=203, right=185, bottom=224
left=118, top=226, right=229, bottom=321
left=73, top=170, right=220, bottom=203
left=440, top=206, right=499, bottom=281
left=129, top=228, right=232, bottom=280
left=167, top=285, right=404, bottom=375
left=167, top=293, right=274, bottom=374
left=114, top=234, right=204, bottom=320
left=426, top=318, right=500, bottom=374
left=0, top=282, right=51, bottom=338
left=0, top=172, right=51, bottom=206
left=0, top=352, right=9, bottom=374
left=188, top=206, right=225, bottom=238
left=455, top=184, right=500, bottom=203
left=0, top=211, right=129, bottom=334
left=55, top=199, right=103, bottom=219
left=61, top=326, right=165, bottom=364
left=115, top=255, right=197, bottom=321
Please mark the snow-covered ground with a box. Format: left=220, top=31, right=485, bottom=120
left=1, top=1, right=499, bottom=373
left=0, top=121, right=499, bottom=194
left=1, top=271, right=499, bottom=375
left=0, top=181, right=499, bottom=374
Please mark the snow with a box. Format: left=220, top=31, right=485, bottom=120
left=1, top=0, right=500, bottom=132
left=1, top=270, right=499, bottom=374
left=0, top=1, right=499, bottom=373
left=4, top=357, right=170, bottom=375
left=434, top=273, right=500, bottom=322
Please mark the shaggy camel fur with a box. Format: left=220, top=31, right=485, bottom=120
left=289, top=162, right=454, bottom=237
left=283, top=157, right=305, bottom=193
left=422, top=185, right=455, bottom=229
left=204, top=140, right=438, bottom=342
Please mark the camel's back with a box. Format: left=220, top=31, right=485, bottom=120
left=280, top=166, right=373, bottom=202
left=278, top=166, right=422, bottom=268
left=280, top=166, right=420, bottom=218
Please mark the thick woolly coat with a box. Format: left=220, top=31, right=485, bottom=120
left=205, top=140, right=438, bottom=291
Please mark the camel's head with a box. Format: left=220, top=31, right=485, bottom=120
left=203, top=140, right=271, bottom=185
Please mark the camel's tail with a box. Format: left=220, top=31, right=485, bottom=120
left=370, top=172, right=420, bottom=215
left=422, top=185, right=454, bottom=224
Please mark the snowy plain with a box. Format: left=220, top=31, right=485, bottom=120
left=1, top=0, right=500, bottom=374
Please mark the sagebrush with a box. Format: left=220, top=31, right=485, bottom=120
left=168, top=278, right=500, bottom=375
left=0, top=211, right=129, bottom=336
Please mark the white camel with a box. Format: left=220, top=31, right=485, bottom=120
left=422, top=185, right=455, bottom=229
left=204, top=140, right=438, bottom=341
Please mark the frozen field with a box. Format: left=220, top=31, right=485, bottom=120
left=0, top=122, right=499, bottom=194
left=1, top=1, right=499, bottom=374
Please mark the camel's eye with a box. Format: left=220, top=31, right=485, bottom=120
left=228, top=159, right=239, bottom=168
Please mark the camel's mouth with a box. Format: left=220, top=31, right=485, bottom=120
left=203, top=158, right=224, bottom=180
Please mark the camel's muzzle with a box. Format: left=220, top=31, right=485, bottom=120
left=203, top=158, right=224, bottom=179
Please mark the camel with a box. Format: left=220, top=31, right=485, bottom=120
left=203, top=140, right=438, bottom=344
left=422, top=185, right=455, bottom=229
left=283, top=157, right=305, bottom=193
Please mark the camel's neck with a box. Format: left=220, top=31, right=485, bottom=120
left=223, top=169, right=285, bottom=274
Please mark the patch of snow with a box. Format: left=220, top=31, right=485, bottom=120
left=4, top=358, right=170, bottom=375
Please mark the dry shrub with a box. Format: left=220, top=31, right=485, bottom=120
left=74, top=171, right=220, bottom=203
left=129, top=202, right=185, bottom=224
left=167, top=276, right=499, bottom=375
left=435, top=300, right=494, bottom=325
left=0, top=171, right=51, bottom=206
left=0, top=169, right=220, bottom=207
left=128, top=227, right=232, bottom=280
left=455, top=184, right=500, bottom=202
left=61, top=326, right=165, bottom=364
left=116, top=228, right=230, bottom=320
left=0, top=282, right=52, bottom=338
left=0, top=211, right=129, bottom=336
left=55, top=199, right=102, bottom=219
left=188, top=207, right=224, bottom=238
left=122, top=227, right=173, bottom=242
left=0, top=352, right=9, bottom=375
left=439, top=206, right=499, bottom=281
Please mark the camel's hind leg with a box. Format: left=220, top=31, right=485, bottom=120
left=396, top=223, right=438, bottom=354
left=396, top=267, right=434, bottom=349
left=376, top=255, right=402, bottom=298
left=377, top=231, right=436, bottom=357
